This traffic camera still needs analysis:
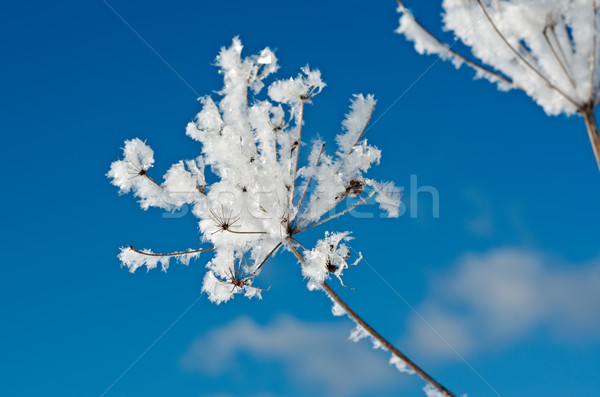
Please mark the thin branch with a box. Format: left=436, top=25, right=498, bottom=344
left=217, top=255, right=269, bottom=293
left=128, top=245, right=213, bottom=257
left=226, top=229, right=267, bottom=235
left=294, top=190, right=376, bottom=235
left=331, top=102, right=376, bottom=178
left=254, top=242, right=283, bottom=272
left=208, top=205, right=266, bottom=235
left=289, top=100, right=306, bottom=213
left=142, top=173, right=162, bottom=188
left=543, top=25, right=576, bottom=89
left=286, top=241, right=456, bottom=397
left=296, top=195, right=347, bottom=232
left=517, top=40, right=533, bottom=58
left=290, top=237, right=308, bottom=251
left=293, top=101, right=306, bottom=180
left=581, top=104, right=600, bottom=172
left=129, top=165, right=162, bottom=188
left=396, top=0, right=513, bottom=86
left=549, top=24, right=574, bottom=82
left=321, top=282, right=455, bottom=396
left=344, top=104, right=375, bottom=158
left=475, top=0, right=581, bottom=107
left=297, top=106, right=373, bottom=229
left=292, top=142, right=326, bottom=227
left=296, top=183, right=353, bottom=232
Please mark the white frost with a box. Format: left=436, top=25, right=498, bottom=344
left=397, top=0, right=600, bottom=115
left=390, top=354, right=416, bottom=375
left=423, top=384, right=447, bottom=397
left=108, top=38, right=399, bottom=303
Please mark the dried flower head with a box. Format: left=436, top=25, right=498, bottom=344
left=108, top=38, right=400, bottom=304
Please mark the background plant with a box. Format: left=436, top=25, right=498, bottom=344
left=396, top=0, right=600, bottom=172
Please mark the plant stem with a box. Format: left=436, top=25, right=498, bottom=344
left=294, top=191, right=376, bottom=235
left=395, top=0, right=512, bottom=86
left=286, top=240, right=457, bottom=397
left=581, top=106, right=600, bottom=172
left=475, top=0, right=580, bottom=108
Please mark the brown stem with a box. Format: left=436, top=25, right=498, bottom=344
left=475, top=0, right=580, bottom=108
left=581, top=105, right=600, bottom=172
left=288, top=101, right=306, bottom=215
left=286, top=240, right=457, bottom=397
left=294, top=191, right=376, bottom=235
left=254, top=242, right=282, bottom=272
left=292, top=142, right=325, bottom=227
left=137, top=169, right=162, bottom=188
left=543, top=25, right=576, bottom=89
left=226, top=229, right=267, bottom=235
left=395, top=0, right=513, bottom=86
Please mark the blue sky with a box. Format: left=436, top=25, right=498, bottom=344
left=1, top=1, right=599, bottom=396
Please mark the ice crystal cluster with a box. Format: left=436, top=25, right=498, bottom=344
left=108, top=38, right=400, bottom=304
left=397, top=0, right=600, bottom=115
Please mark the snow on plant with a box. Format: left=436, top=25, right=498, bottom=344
left=302, top=232, right=362, bottom=291
left=108, top=38, right=454, bottom=396
left=108, top=38, right=395, bottom=302
left=395, top=0, right=600, bottom=172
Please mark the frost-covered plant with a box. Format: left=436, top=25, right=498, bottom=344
left=108, top=38, right=454, bottom=397
left=396, top=0, right=600, bottom=172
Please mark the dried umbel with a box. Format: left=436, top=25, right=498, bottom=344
left=396, top=0, right=600, bottom=171
left=108, top=38, right=400, bottom=303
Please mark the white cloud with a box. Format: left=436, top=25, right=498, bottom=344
left=462, top=188, right=494, bottom=238
left=181, top=315, right=407, bottom=396
left=404, top=248, right=600, bottom=360
left=461, top=189, right=534, bottom=244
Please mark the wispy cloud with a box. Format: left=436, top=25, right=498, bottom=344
left=462, top=188, right=494, bottom=238
left=181, top=315, right=407, bottom=397
left=403, top=248, right=600, bottom=360
left=461, top=189, right=535, bottom=245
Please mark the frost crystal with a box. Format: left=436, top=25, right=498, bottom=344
left=390, top=354, right=416, bottom=375
left=302, top=232, right=362, bottom=291
left=423, top=384, right=448, bottom=397
left=108, top=38, right=400, bottom=303
left=349, top=324, right=370, bottom=343
left=347, top=321, right=415, bottom=375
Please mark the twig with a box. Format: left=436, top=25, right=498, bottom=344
left=226, top=229, right=267, bottom=235
left=549, top=24, right=574, bottom=84
left=343, top=102, right=375, bottom=158
left=254, top=242, right=283, bottom=272
left=581, top=104, right=600, bottom=172
left=286, top=241, right=456, bottom=397
left=290, top=237, right=308, bottom=251
left=289, top=100, right=306, bottom=214
left=296, top=195, right=346, bottom=232
left=396, top=0, right=513, bottom=86
left=294, top=191, right=376, bottom=235
left=475, top=0, right=581, bottom=107
left=543, top=24, right=576, bottom=89
left=292, top=142, right=325, bottom=227
left=142, top=173, right=162, bottom=188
